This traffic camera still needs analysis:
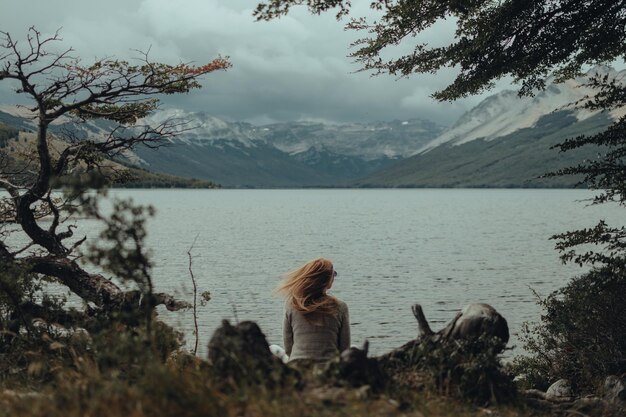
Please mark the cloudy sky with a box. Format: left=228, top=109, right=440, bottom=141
left=1, top=0, right=504, bottom=126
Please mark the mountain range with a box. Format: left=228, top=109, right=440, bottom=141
left=1, top=66, right=624, bottom=188
left=0, top=106, right=445, bottom=187
left=359, top=66, right=625, bottom=187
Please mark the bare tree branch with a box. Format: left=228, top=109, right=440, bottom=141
left=0, top=28, right=228, bottom=329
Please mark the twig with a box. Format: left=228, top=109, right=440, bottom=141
left=187, top=233, right=200, bottom=355
left=230, top=298, right=239, bottom=325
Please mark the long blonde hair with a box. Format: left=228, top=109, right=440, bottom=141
left=277, top=258, right=338, bottom=320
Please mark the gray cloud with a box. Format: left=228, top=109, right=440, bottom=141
left=1, top=0, right=492, bottom=125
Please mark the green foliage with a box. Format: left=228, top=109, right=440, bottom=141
left=255, top=1, right=626, bottom=100
left=0, top=123, right=18, bottom=148
left=513, top=263, right=626, bottom=394
left=384, top=337, right=516, bottom=405
left=0, top=262, right=38, bottom=319
left=86, top=199, right=155, bottom=294
left=114, top=167, right=220, bottom=189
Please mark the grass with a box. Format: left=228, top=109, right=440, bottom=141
left=0, top=368, right=551, bottom=417
left=1, top=330, right=624, bottom=417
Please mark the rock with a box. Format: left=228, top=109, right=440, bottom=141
left=207, top=320, right=299, bottom=388
left=545, top=379, right=574, bottom=401
left=326, top=341, right=386, bottom=391
left=603, top=375, right=626, bottom=403
left=355, top=385, right=372, bottom=400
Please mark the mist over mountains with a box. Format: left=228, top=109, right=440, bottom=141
left=1, top=66, right=623, bottom=188
left=358, top=66, right=625, bottom=187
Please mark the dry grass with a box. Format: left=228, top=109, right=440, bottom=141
left=0, top=353, right=556, bottom=417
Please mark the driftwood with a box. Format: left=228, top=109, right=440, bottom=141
left=206, top=303, right=512, bottom=403
left=370, top=303, right=517, bottom=405
left=412, top=303, right=509, bottom=344
left=380, top=303, right=509, bottom=366
left=328, top=340, right=385, bottom=390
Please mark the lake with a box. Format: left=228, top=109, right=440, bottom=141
left=71, top=189, right=625, bottom=357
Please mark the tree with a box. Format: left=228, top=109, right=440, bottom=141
left=255, top=1, right=626, bottom=210
left=0, top=28, right=229, bottom=338
left=256, top=1, right=624, bottom=96
left=255, top=0, right=626, bottom=391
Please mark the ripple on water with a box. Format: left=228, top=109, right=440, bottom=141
left=73, top=189, right=626, bottom=357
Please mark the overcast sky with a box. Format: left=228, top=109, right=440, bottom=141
left=1, top=0, right=508, bottom=126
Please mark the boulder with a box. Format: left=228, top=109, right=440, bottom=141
left=545, top=379, right=574, bottom=401
left=603, top=375, right=626, bottom=403
left=207, top=320, right=299, bottom=388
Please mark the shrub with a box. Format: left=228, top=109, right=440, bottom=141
left=0, top=123, right=18, bottom=148
left=513, top=263, right=626, bottom=393
left=384, top=336, right=516, bottom=405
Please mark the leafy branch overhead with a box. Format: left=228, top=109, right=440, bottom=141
left=256, top=1, right=625, bottom=100
left=255, top=3, right=626, bottom=392
left=0, top=27, right=228, bottom=338
left=257, top=0, right=626, bottom=265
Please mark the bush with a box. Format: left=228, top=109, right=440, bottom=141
left=0, top=123, right=18, bottom=148
left=513, top=263, right=626, bottom=394
left=384, top=336, right=516, bottom=405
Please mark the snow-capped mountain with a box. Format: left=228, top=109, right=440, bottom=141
left=0, top=105, right=445, bottom=186
left=142, top=109, right=259, bottom=148
left=5, top=65, right=621, bottom=188
left=359, top=67, right=625, bottom=188
left=139, top=109, right=445, bottom=161
left=130, top=112, right=444, bottom=186
left=258, top=119, right=444, bottom=160
left=418, top=66, right=626, bottom=153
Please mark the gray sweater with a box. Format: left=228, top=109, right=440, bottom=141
left=283, top=298, right=350, bottom=362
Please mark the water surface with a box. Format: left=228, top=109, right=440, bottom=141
left=88, top=189, right=623, bottom=356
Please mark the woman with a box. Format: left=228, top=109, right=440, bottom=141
left=277, top=258, right=350, bottom=362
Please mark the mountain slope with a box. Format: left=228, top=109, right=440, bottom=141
left=5, top=67, right=623, bottom=190
left=0, top=122, right=218, bottom=189
left=134, top=139, right=342, bottom=187
left=132, top=110, right=443, bottom=187
left=260, top=119, right=444, bottom=160
left=418, top=66, right=626, bottom=153
left=358, top=66, right=625, bottom=188
left=132, top=110, right=410, bottom=187
left=357, top=111, right=611, bottom=188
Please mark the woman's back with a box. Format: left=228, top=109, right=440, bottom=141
left=277, top=257, right=351, bottom=362
left=284, top=298, right=350, bottom=362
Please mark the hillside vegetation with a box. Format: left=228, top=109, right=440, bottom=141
left=0, top=123, right=19, bottom=148
left=357, top=112, right=611, bottom=188
left=0, top=129, right=218, bottom=189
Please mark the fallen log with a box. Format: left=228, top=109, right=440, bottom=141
left=381, top=303, right=509, bottom=365
left=375, top=303, right=514, bottom=404
left=412, top=303, right=509, bottom=345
